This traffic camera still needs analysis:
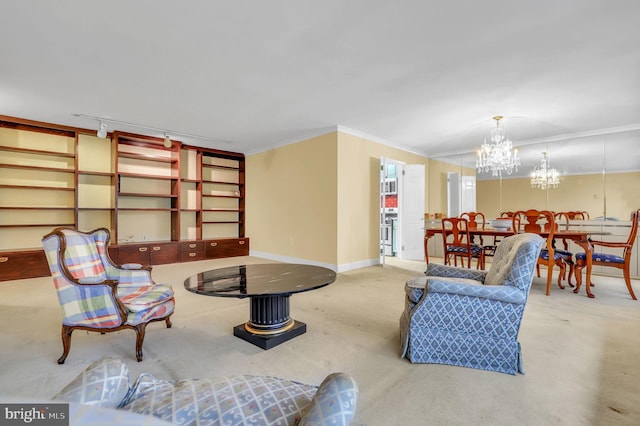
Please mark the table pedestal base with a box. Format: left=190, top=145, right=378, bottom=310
left=234, top=321, right=307, bottom=350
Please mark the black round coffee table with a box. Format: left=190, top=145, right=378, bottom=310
left=184, top=263, right=337, bottom=349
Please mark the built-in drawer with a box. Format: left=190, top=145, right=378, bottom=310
left=0, top=249, right=50, bottom=281
left=115, top=242, right=179, bottom=266
left=149, top=243, right=179, bottom=265
left=206, top=238, right=249, bottom=258
left=179, top=241, right=206, bottom=262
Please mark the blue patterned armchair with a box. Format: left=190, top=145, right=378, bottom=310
left=400, top=233, right=544, bottom=375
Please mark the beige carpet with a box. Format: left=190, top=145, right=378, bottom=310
left=1, top=255, right=639, bottom=425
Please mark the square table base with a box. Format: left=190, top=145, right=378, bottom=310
left=233, top=320, right=307, bottom=350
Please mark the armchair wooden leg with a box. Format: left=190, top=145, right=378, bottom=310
left=165, top=316, right=172, bottom=328
left=57, top=325, right=73, bottom=365
left=134, top=324, right=146, bottom=362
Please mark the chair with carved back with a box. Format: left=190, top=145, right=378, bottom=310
left=574, top=208, right=639, bottom=300
left=512, top=210, right=566, bottom=295
left=442, top=217, right=485, bottom=270
left=42, top=227, right=175, bottom=364
left=550, top=212, right=576, bottom=286
left=461, top=211, right=498, bottom=259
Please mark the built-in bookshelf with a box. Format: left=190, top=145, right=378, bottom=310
left=0, top=116, right=248, bottom=281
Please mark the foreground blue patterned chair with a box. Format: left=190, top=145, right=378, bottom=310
left=52, top=357, right=359, bottom=425
left=42, top=227, right=175, bottom=364
left=400, top=233, right=544, bottom=375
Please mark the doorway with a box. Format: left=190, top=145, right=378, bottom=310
left=380, top=158, right=425, bottom=264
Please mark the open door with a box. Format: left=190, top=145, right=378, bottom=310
left=400, top=164, right=425, bottom=261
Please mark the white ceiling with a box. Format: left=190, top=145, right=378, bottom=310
left=1, top=1, right=639, bottom=177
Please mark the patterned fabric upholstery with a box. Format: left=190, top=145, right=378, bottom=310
left=575, top=251, right=624, bottom=264
left=42, top=227, right=175, bottom=363
left=540, top=249, right=566, bottom=261
left=54, top=358, right=359, bottom=426
left=42, top=228, right=175, bottom=328
left=446, top=244, right=484, bottom=255
left=400, top=233, right=544, bottom=375
left=53, top=358, right=130, bottom=408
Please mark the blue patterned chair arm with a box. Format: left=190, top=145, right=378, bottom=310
left=425, top=263, right=487, bottom=282
left=428, top=280, right=527, bottom=305
left=299, top=372, right=359, bottom=426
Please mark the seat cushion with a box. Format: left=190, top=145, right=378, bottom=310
left=575, top=252, right=624, bottom=263
left=446, top=245, right=483, bottom=255
left=540, top=249, right=565, bottom=261
left=118, top=284, right=175, bottom=312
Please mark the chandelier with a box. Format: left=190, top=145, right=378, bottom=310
left=530, top=152, right=561, bottom=190
left=475, top=115, right=521, bottom=177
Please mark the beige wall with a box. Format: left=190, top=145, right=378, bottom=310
left=477, top=171, right=640, bottom=220
left=336, top=132, right=430, bottom=266
left=246, top=130, right=430, bottom=269
left=246, top=133, right=338, bottom=265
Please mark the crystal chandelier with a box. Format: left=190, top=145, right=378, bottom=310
left=475, top=116, right=521, bottom=177
left=530, top=152, right=561, bottom=190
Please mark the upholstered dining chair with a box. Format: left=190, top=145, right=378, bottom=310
left=460, top=211, right=494, bottom=257
left=442, top=217, right=485, bottom=270
left=574, top=208, right=640, bottom=300
left=42, top=227, right=175, bottom=364
left=549, top=212, right=576, bottom=287
left=512, top=209, right=566, bottom=295
left=400, top=233, right=544, bottom=375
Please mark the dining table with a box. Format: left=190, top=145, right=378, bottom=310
left=423, top=227, right=607, bottom=298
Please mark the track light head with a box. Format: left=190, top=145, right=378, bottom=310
left=163, top=133, right=172, bottom=148
left=97, top=121, right=108, bottom=138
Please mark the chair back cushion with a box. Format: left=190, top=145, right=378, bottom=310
left=484, top=233, right=544, bottom=291
left=43, top=229, right=123, bottom=328
left=60, top=230, right=107, bottom=281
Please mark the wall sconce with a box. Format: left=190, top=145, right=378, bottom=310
left=163, top=133, right=172, bottom=148
left=97, top=121, right=108, bottom=138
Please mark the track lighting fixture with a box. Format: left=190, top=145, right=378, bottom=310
left=97, top=121, right=108, bottom=138
left=73, top=113, right=232, bottom=145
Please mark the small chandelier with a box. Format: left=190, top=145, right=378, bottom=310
left=530, top=152, right=561, bottom=190
left=475, top=115, right=520, bottom=177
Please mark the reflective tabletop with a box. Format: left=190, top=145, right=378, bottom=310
left=184, top=263, right=337, bottom=298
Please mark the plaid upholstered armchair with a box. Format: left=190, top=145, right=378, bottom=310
left=42, top=227, right=175, bottom=364
left=400, top=233, right=543, bottom=375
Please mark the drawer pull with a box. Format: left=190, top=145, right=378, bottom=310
left=152, top=246, right=161, bottom=251
left=138, top=247, right=148, bottom=252
left=188, top=252, right=196, bottom=257
left=0, top=257, right=8, bottom=263
left=210, top=242, right=218, bottom=247
left=239, top=240, right=245, bottom=245
left=188, top=243, right=197, bottom=249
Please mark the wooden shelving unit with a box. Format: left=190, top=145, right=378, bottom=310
left=0, top=116, right=249, bottom=281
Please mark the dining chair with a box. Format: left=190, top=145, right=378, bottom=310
left=512, top=210, right=566, bottom=295
left=461, top=211, right=500, bottom=259
left=574, top=208, right=639, bottom=300
left=442, top=217, right=485, bottom=270
left=550, top=212, right=577, bottom=286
